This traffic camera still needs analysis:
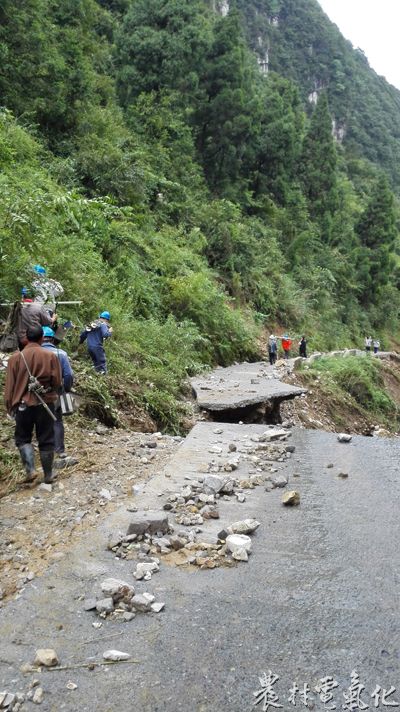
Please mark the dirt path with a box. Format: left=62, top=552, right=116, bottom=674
left=0, top=423, right=181, bottom=601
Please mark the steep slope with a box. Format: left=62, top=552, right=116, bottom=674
left=237, top=0, right=400, bottom=189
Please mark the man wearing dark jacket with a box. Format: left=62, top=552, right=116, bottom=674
left=42, top=326, right=74, bottom=457
left=4, top=325, right=62, bottom=484
left=80, top=311, right=112, bottom=374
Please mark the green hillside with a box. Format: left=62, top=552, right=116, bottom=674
left=238, top=0, right=400, bottom=189
left=0, top=0, right=399, bottom=431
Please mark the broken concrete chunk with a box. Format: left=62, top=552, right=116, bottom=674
left=34, top=649, right=59, bottom=668
left=151, top=602, right=165, bottom=613
left=263, top=429, right=288, bottom=441
left=127, top=511, right=169, bottom=536
left=226, top=533, right=252, bottom=555
left=282, top=490, right=300, bottom=506
left=203, top=475, right=225, bottom=493
left=103, top=650, right=131, bottom=662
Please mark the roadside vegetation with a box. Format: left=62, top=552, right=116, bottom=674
left=297, top=356, right=400, bottom=432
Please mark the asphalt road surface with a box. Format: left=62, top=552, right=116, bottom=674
left=1, top=425, right=399, bottom=712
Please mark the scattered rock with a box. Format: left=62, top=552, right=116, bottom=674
left=131, top=594, right=153, bottom=612
left=38, top=483, right=52, bottom=493
left=66, top=681, right=78, bottom=691
left=32, top=687, right=44, bottom=705
left=337, top=433, right=352, bottom=443
left=34, top=649, right=59, bottom=668
left=103, top=650, right=130, bottom=662
left=83, top=598, right=97, bottom=611
left=101, top=578, right=135, bottom=602
left=228, top=443, right=237, bottom=452
left=96, top=598, right=114, bottom=614
left=99, top=488, right=112, bottom=501
left=271, top=475, right=288, bottom=488
left=228, top=519, right=260, bottom=535
left=282, top=491, right=300, bottom=506
left=338, top=471, right=349, bottom=479
left=134, top=561, right=159, bottom=580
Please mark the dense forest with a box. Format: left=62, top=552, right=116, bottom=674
left=0, top=0, right=399, bottom=430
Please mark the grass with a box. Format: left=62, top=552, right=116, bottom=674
left=302, top=355, right=399, bottom=430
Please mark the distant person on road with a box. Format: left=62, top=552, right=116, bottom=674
left=373, top=339, right=380, bottom=354
left=268, top=335, right=278, bottom=365
left=365, top=336, right=372, bottom=354
left=79, top=311, right=112, bottom=374
left=299, top=336, right=307, bottom=358
left=42, top=326, right=74, bottom=458
left=281, top=335, right=292, bottom=360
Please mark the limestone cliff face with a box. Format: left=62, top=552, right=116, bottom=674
left=234, top=0, right=400, bottom=187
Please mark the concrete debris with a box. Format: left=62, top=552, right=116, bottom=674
left=103, top=650, right=131, bottom=662
left=131, top=594, right=153, bottom=612
left=337, top=433, right=352, bottom=443
left=282, top=490, right=300, bottom=506
left=127, top=512, right=169, bottom=537
left=226, top=534, right=252, bottom=556
left=151, top=602, right=165, bottom=613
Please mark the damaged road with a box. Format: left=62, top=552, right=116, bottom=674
left=1, top=423, right=400, bottom=711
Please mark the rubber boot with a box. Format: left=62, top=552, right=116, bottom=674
left=39, top=450, right=57, bottom=484
left=18, top=444, right=36, bottom=483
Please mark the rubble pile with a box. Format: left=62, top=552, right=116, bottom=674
left=84, top=576, right=165, bottom=622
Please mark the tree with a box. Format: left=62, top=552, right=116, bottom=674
left=300, top=92, right=338, bottom=226
left=355, top=175, right=398, bottom=305
left=195, top=9, right=261, bottom=198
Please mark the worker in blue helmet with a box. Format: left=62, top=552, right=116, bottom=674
left=42, top=326, right=74, bottom=458
left=79, top=311, right=112, bottom=374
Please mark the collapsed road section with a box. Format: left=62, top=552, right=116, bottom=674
left=191, top=361, right=306, bottom=423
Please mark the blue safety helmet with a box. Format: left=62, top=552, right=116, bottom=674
left=99, top=311, right=111, bottom=320
left=42, top=326, right=55, bottom=338
left=33, top=264, right=46, bottom=275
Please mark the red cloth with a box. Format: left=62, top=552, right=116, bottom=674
left=282, top=338, right=292, bottom=351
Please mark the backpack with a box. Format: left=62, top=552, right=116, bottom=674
left=0, top=301, right=21, bottom=352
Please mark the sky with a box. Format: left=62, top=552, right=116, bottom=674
left=318, top=0, right=400, bottom=89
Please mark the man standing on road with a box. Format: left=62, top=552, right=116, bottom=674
left=281, top=334, right=292, bottom=360
left=79, top=311, right=112, bottom=374
left=299, top=336, right=307, bottom=358
left=365, top=336, right=372, bottom=354
left=42, top=326, right=74, bottom=459
left=4, top=325, right=61, bottom=484
left=268, top=335, right=278, bottom=365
